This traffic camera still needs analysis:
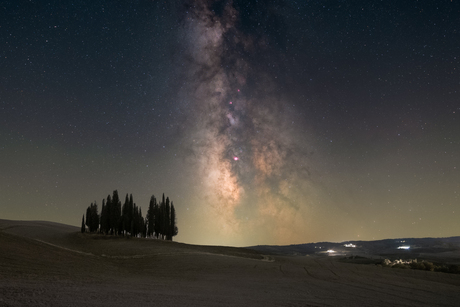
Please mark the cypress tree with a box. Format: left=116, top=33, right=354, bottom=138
left=122, top=193, right=129, bottom=235
left=81, top=191, right=178, bottom=240
left=129, top=194, right=134, bottom=231
left=153, top=199, right=160, bottom=239
left=142, top=215, right=148, bottom=238
left=136, top=205, right=141, bottom=237
left=100, top=199, right=107, bottom=234
left=111, top=190, right=121, bottom=235
left=159, top=194, right=166, bottom=239
left=165, top=197, right=171, bottom=240
left=81, top=215, right=85, bottom=233
left=132, top=204, right=137, bottom=236
left=106, top=194, right=113, bottom=234
left=90, top=202, right=99, bottom=232
left=170, top=203, right=178, bottom=240
left=86, top=205, right=92, bottom=231
left=147, top=195, right=156, bottom=237
left=139, top=207, right=145, bottom=237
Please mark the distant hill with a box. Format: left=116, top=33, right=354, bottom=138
left=248, top=236, right=460, bottom=263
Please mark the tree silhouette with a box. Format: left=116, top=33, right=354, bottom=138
left=165, top=197, right=171, bottom=240
left=159, top=194, right=166, bottom=239
left=81, top=215, right=85, bottom=233
left=132, top=204, right=139, bottom=236
left=91, top=202, right=99, bottom=232
left=170, top=203, right=178, bottom=240
left=129, top=194, right=134, bottom=233
left=154, top=197, right=160, bottom=238
left=100, top=199, right=107, bottom=234
left=85, top=202, right=99, bottom=233
left=105, top=194, right=112, bottom=234
left=122, top=194, right=129, bottom=235
left=147, top=195, right=156, bottom=237
left=85, top=206, right=91, bottom=231
left=81, top=190, right=178, bottom=241
left=137, top=207, right=144, bottom=237
left=111, top=190, right=121, bottom=235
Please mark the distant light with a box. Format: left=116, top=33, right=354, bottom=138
left=344, top=243, right=356, bottom=248
left=233, top=156, right=239, bottom=161
left=397, top=245, right=410, bottom=250
left=326, top=249, right=335, bottom=253
left=229, top=101, right=232, bottom=104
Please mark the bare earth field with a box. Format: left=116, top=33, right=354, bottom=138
left=1, top=219, right=459, bottom=306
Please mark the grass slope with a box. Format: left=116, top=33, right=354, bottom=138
left=1, top=219, right=460, bottom=307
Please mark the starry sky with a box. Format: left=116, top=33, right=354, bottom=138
left=1, top=0, right=459, bottom=246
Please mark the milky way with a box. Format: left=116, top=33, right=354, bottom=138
left=177, top=1, right=317, bottom=244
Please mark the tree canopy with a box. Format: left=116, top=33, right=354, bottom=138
left=82, top=190, right=178, bottom=241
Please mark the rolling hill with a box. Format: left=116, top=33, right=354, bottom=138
left=1, top=219, right=459, bottom=306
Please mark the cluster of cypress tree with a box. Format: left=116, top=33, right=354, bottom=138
left=146, top=194, right=178, bottom=240
left=81, top=190, right=178, bottom=241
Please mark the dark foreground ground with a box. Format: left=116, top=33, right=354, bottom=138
left=1, top=219, right=459, bottom=306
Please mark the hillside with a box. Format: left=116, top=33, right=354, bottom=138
left=1, top=219, right=460, bottom=306
left=249, top=237, right=460, bottom=264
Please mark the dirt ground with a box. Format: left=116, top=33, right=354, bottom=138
left=1, top=219, right=459, bottom=306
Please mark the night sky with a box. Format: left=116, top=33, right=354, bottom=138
left=1, top=0, right=459, bottom=246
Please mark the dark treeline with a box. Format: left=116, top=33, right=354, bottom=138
left=81, top=190, right=178, bottom=241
